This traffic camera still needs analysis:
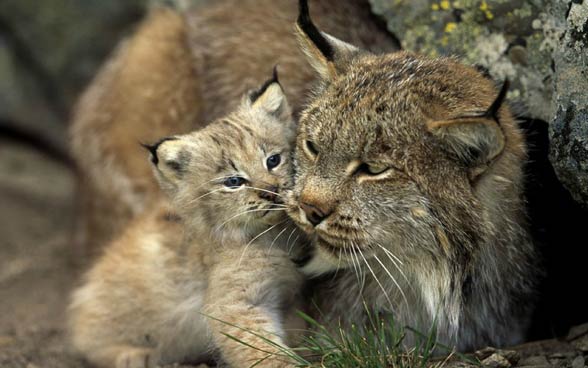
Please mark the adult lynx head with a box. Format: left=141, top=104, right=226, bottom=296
left=287, top=0, right=536, bottom=349
left=145, top=71, right=296, bottom=242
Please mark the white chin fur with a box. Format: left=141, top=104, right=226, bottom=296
left=300, top=249, right=340, bottom=277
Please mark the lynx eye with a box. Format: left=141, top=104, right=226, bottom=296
left=305, top=140, right=319, bottom=156
left=266, top=154, right=281, bottom=170
left=357, top=163, right=389, bottom=176
left=223, top=176, right=246, bottom=188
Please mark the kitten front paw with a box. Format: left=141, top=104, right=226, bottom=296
left=115, top=347, right=158, bottom=368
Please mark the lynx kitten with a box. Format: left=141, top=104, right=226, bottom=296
left=68, top=74, right=307, bottom=368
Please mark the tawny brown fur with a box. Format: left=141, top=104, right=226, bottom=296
left=68, top=81, right=308, bottom=368
left=284, top=3, right=537, bottom=351
left=69, top=0, right=396, bottom=259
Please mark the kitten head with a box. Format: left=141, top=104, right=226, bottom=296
left=288, top=0, right=526, bottom=274
left=145, top=70, right=296, bottom=242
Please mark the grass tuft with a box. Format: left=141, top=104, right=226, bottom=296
left=209, top=309, right=480, bottom=368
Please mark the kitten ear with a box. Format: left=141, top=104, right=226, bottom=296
left=141, top=136, right=191, bottom=195
left=427, top=81, right=510, bottom=179
left=295, top=0, right=361, bottom=80
left=249, top=66, right=292, bottom=121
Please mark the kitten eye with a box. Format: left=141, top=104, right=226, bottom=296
left=223, top=176, right=246, bottom=188
left=305, top=140, right=319, bottom=156
left=357, top=163, right=389, bottom=176
left=266, top=154, right=281, bottom=170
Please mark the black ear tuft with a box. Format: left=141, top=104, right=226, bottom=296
left=249, top=65, right=281, bottom=103
left=485, top=80, right=510, bottom=121
left=140, top=142, right=159, bottom=165
left=297, top=0, right=334, bottom=61
left=140, top=137, right=177, bottom=165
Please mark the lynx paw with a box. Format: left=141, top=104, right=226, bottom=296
left=115, top=347, right=158, bottom=368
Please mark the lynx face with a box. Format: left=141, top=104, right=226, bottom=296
left=146, top=74, right=297, bottom=240
left=287, top=2, right=524, bottom=275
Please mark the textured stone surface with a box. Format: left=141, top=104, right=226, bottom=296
left=369, top=0, right=588, bottom=206
left=549, top=1, right=588, bottom=207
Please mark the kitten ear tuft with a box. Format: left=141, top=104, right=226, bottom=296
left=295, top=0, right=361, bottom=80
left=249, top=66, right=291, bottom=120
left=140, top=137, right=178, bottom=165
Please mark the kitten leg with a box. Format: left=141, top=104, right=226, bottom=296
left=205, top=250, right=303, bottom=368
left=205, top=303, right=295, bottom=368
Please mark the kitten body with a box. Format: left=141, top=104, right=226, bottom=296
left=68, top=80, right=307, bottom=368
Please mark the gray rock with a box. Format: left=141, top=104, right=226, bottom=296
left=481, top=353, right=512, bottom=368
left=518, top=355, right=551, bottom=367
left=567, top=323, right=588, bottom=341
left=550, top=2, right=588, bottom=207
left=571, top=356, right=586, bottom=368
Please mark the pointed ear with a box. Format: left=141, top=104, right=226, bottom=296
left=248, top=67, right=292, bottom=121
left=427, top=81, right=510, bottom=179
left=142, top=136, right=192, bottom=196
left=295, top=0, right=361, bottom=80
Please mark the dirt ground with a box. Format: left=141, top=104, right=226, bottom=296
left=0, top=138, right=587, bottom=368
left=0, top=139, right=84, bottom=367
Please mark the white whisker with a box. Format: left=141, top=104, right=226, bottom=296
left=242, top=185, right=283, bottom=198
left=375, top=243, right=410, bottom=286
left=186, top=187, right=227, bottom=205
left=215, top=208, right=285, bottom=231
left=268, top=224, right=291, bottom=253
left=373, top=253, right=408, bottom=308
left=285, top=227, right=298, bottom=254
left=356, top=244, right=393, bottom=308
left=238, top=220, right=286, bottom=266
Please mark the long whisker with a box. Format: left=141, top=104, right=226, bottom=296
left=357, top=245, right=394, bottom=308
left=288, top=232, right=301, bottom=254
left=347, top=244, right=363, bottom=292
left=285, top=227, right=298, bottom=254
left=330, top=247, right=344, bottom=282
left=186, top=187, right=228, bottom=205
left=242, top=185, right=284, bottom=198
left=215, top=208, right=286, bottom=231
left=375, top=243, right=410, bottom=286
left=373, top=253, right=408, bottom=308
left=238, top=220, right=287, bottom=266
left=376, top=242, right=404, bottom=266
left=268, top=224, right=291, bottom=253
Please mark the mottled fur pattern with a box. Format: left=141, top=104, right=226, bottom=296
left=285, top=1, right=538, bottom=351
left=68, top=80, right=308, bottom=368
left=69, top=0, right=396, bottom=259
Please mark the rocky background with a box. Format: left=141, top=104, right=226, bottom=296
left=0, top=0, right=586, bottom=367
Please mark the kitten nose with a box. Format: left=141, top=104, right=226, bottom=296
left=300, top=201, right=332, bottom=226
left=258, top=185, right=278, bottom=202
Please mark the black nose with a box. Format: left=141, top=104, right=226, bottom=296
left=258, top=185, right=279, bottom=202
left=300, top=202, right=330, bottom=226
